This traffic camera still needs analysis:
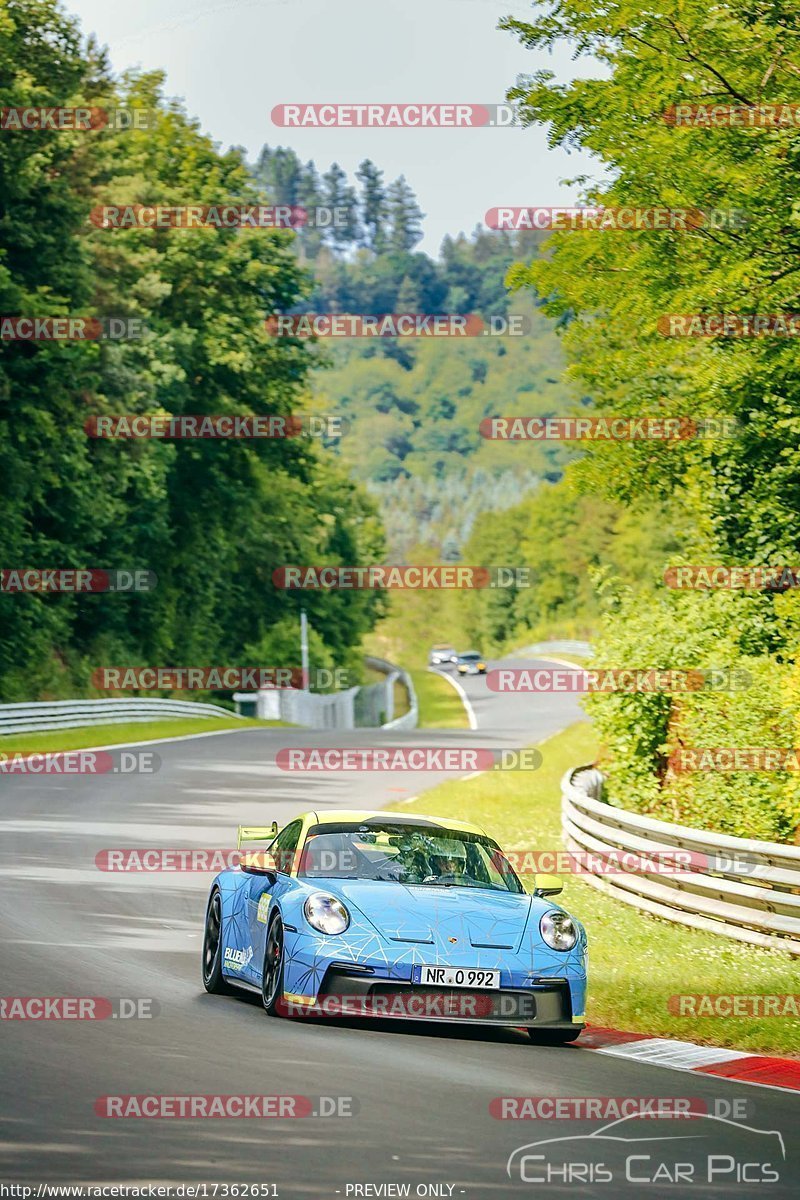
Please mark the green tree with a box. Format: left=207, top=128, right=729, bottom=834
left=356, top=158, right=388, bottom=253
left=0, top=2, right=385, bottom=700
left=252, top=145, right=303, bottom=207
left=322, top=162, right=361, bottom=251
left=297, top=159, right=325, bottom=259
left=499, top=0, right=800, bottom=841
left=386, top=176, right=424, bottom=253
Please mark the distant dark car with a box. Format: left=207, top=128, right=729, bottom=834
left=429, top=644, right=458, bottom=666
left=457, top=652, right=486, bottom=676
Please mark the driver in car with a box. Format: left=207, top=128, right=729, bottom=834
left=425, top=837, right=468, bottom=883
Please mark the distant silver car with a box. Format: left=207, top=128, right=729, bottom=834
left=457, top=652, right=486, bottom=676
left=429, top=644, right=458, bottom=667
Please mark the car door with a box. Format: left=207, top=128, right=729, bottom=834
left=245, top=818, right=303, bottom=983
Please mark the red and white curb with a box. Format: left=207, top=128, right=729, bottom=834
left=580, top=1025, right=800, bottom=1092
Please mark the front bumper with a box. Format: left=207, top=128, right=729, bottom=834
left=288, top=967, right=581, bottom=1029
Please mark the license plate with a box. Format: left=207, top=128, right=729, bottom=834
left=416, top=966, right=500, bottom=989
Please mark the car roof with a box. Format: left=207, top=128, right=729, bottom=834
left=299, top=808, right=489, bottom=838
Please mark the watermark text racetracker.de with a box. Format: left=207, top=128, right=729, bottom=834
left=94, top=1094, right=357, bottom=1118
left=0, top=996, right=158, bottom=1019
left=85, top=414, right=346, bottom=439
left=479, top=415, right=737, bottom=440
left=1, top=316, right=146, bottom=340
left=0, top=750, right=160, bottom=775
left=1, top=569, right=156, bottom=593
left=0, top=106, right=157, bottom=131
left=664, top=564, right=800, bottom=591
left=669, top=994, right=800, bottom=1018
left=274, top=747, right=542, bottom=772
left=265, top=313, right=527, bottom=337
left=486, top=667, right=752, bottom=693
left=658, top=313, right=800, bottom=337
left=89, top=204, right=351, bottom=230
left=486, top=206, right=747, bottom=231
left=285, top=992, right=536, bottom=1021
left=492, top=1096, right=753, bottom=1120
left=273, top=565, right=534, bottom=590
left=91, top=667, right=350, bottom=690
left=494, top=847, right=755, bottom=876
left=663, top=103, right=800, bottom=127
left=271, top=102, right=522, bottom=127
left=668, top=747, right=800, bottom=772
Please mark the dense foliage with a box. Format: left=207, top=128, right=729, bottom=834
left=503, top=0, right=800, bottom=840
left=0, top=0, right=384, bottom=700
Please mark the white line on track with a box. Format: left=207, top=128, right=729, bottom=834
left=429, top=668, right=478, bottom=730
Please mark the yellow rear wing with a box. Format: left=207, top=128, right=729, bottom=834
left=237, top=822, right=278, bottom=850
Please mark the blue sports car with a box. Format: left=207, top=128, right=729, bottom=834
left=201, top=809, right=587, bottom=1042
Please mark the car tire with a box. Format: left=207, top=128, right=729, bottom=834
left=527, top=1027, right=582, bottom=1044
left=202, top=889, right=236, bottom=995
left=261, top=912, right=285, bottom=1017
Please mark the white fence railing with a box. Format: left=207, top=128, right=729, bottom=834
left=562, top=766, right=800, bottom=956
left=234, top=657, right=418, bottom=732
left=241, top=685, right=360, bottom=730
left=0, top=697, right=241, bottom=736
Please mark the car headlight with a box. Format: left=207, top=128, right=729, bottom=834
left=304, top=892, right=350, bottom=935
left=540, top=910, right=578, bottom=951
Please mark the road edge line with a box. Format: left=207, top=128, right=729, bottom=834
left=428, top=668, right=478, bottom=730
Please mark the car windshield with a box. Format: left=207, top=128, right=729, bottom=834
left=298, top=821, right=523, bottom=893
left=460, top=653, right=481, bottom=661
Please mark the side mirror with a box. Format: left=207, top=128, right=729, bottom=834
left=533, top=872, right=563, bottom=897
left=240, top=850, right=279, bottom=877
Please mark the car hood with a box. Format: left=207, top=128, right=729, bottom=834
left=323, top=879, right=534, bottom=952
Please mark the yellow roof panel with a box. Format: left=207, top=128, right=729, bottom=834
left=301, top=808, right=489, bottom=838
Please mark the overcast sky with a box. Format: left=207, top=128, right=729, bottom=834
left=65, top=0, right=601, bottom=255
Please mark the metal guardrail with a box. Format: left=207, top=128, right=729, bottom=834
left=364, top=656, right=418, bottom=731
left=234, top=657, right=418, bottom=732
left=0, top=697, right=241, bottom=735
left=562, top=766, right=800, bottom=955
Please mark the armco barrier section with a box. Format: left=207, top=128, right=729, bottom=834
left=0, top=697, right=241, bottom=736
left=234, top=658, right=417, bottom=732
left=561, top=766, right=800, bottom=955
left=364, top=655, right=418, bottom=731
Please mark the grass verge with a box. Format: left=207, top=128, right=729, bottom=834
left=0, top=715, right=286, bottom=754
left=410, top=669, right=469, bottom=729
left=388, top=721, right=799, bottom=1056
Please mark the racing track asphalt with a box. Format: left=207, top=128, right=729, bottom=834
left=1, top=657, right=798, bottom=1197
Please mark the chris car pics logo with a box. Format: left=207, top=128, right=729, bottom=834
left=506, top=1112, right=784, bottom=1186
